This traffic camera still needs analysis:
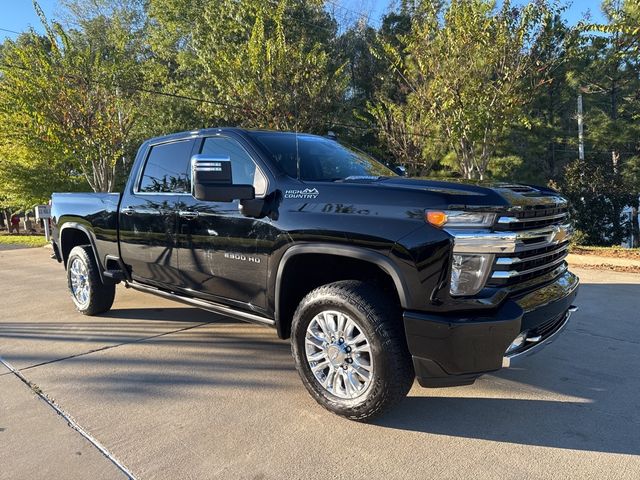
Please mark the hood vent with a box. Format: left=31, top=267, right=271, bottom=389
left=496, top=184, right=540, bottom=194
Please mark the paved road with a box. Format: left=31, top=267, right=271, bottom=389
left=1, top=247, right=639, bottom=479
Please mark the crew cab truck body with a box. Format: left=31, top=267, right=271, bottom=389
left=51, top=128, right=579, bottom=420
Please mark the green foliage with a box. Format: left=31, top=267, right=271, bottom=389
left=486, top=156, right=524, bottom=182
left=0, top=2, right=144, bottom=195
left=570, top=229, right=588, bottom=247
left=0, top=0, right=639, bottom=247
left=369, top=0, right=556, bottom=180
left=147, top=0, right=347, bottom=133
left=561, top=155, right=638, bottom=246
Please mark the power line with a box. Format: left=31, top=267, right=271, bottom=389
left=0, top=58, right=405, bottom=140
left=325, top=0, right=384, bottom=25
left=323, top=0, right=371, bottom=29
left=0, top=61, right=260, bottom=115
left=8, top=58, right=635, bottom=149
left=0, top=27, right=23, bottom=35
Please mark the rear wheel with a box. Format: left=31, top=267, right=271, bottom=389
left=67, top=245, right=115, bottom=315
left=291, top=280, right=414, bottom=421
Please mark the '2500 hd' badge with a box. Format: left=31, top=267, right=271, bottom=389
left=284, top=188, right=319, bottom=199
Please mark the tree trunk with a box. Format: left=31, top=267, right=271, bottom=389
left=632, top=205, right=640, bottom=249
left=3, top=208, right=12, bottom=233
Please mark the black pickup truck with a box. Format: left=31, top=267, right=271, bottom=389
left=51, top=128, right=579, bottom=420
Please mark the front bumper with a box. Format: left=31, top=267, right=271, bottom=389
left=404, top=269, right=579, bottom=387
left=501, top=305, right=577, bottom=368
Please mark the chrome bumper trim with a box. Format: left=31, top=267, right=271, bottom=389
left=497, top=212, right=567, bottom=224
left=447, top=223, right=573, bottom=254
left=502, top=305, right=578, bottom=368
left=491, top=253, right=568, bottom=279
left=494, top=242, right=569, bottom=266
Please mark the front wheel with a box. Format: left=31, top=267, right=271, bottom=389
left=291, top=280, right=414, bottom=421
left=67, top=245, right=115, bottom=315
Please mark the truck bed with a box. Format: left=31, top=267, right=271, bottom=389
left=51, top=192, right=121, bottom=268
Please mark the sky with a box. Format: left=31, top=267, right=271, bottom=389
left=1, top=0, right=607, bottom=40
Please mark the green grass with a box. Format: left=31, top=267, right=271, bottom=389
left=0, top=234, right=49, bottom=248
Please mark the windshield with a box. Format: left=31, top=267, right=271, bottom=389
left=248, top=132, right=396, bottom=181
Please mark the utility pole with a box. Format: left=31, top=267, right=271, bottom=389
left=577, top=93, right=584, bottom=161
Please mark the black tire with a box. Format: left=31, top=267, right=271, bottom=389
left=66, top=245, right=115, bottom=315
left=291, top=280, right=414, bottom=421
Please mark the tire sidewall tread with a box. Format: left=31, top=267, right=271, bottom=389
left=66, top=245, right=115, bottom=316
left=291, top=280, right=414, bottom=421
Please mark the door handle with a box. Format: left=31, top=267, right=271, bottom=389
left=178, top=211, right=200, bottom=220
left=122, top=206, right=135, bottom=216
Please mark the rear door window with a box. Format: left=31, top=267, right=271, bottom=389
left=138, top=140, right=194, bottom=193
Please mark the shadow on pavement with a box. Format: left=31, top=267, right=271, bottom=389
left=375, top=281, right=640, bottom=456
left=101, top=307, right=239, bottom=323
left=2, top=281, right=639, bottom=456
left=376, top=394, right=639, bottom=455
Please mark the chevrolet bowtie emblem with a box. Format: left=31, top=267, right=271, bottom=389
left=549, top=225, right=568, bottom=244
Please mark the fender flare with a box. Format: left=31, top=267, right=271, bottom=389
left=59, top=222, right=106, bottom=283
left=274, top=243, right=412, bottom=337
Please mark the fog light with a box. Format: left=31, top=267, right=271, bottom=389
left=506, top=332, right=527, bottom=354
left=450, top=254, right=493, bottom=296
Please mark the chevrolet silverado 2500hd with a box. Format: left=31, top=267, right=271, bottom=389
left=51, top=128, right=579, bottom=420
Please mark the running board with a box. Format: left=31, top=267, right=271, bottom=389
left=103, top=270, right=126, bottom=282
left=125, top=282, right=275, bottom=327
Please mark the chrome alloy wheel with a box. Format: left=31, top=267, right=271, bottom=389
left=305, top=310, right=373, bottom=399
left=69, top=258, right=90, bottom=305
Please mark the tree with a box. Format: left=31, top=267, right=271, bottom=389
left=503, top=9, right=579, bottom=184
left=367, top=99, right=436, bottom=175
left=0, top=2, right=143, bottom=194
left=370, top=0, right=555, bottom=179
left=567, top=0, right=640, bottom=245
left=147, top=0, right=347, bottom=133
left=562, top=154, right=637, bottom=245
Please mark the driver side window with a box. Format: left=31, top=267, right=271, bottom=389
left=200, top=137, right=267, bottom=196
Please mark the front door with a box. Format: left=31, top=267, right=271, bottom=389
left=119, top=138, right=195, bottom=287
left=176, top=135, right=274, bottom=312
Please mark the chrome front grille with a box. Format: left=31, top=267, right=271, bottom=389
left=488, top=205, right=571, bottom=286
left=488, top=241, right=570, bottom=286
left=447, top=200, right=572, bottom=291
left=494, top=206, right=569, bottom=231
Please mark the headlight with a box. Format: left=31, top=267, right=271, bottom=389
left=450, top=254, right=493, bottom=296
left=426, top=210, right=496, bottom=228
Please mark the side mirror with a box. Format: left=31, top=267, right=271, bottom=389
left=393, top=165, right=408, bottom=177
left=191, top=155, right=255, bottom=202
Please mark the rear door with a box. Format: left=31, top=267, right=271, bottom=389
left=119, top=138, right=196, bottom=287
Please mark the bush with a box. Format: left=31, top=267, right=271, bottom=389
left=560, top=157, right=637, bottom=246
left=570, top=229, right=588, bottom=247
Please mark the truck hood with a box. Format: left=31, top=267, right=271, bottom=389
left=370, top=177, right=568, bottom=210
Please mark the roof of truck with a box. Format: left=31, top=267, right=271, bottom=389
left=144, top=127, right=324, bottom=145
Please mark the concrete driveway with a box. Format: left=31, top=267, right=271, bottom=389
left=0, top=247, right=638, bottom=479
